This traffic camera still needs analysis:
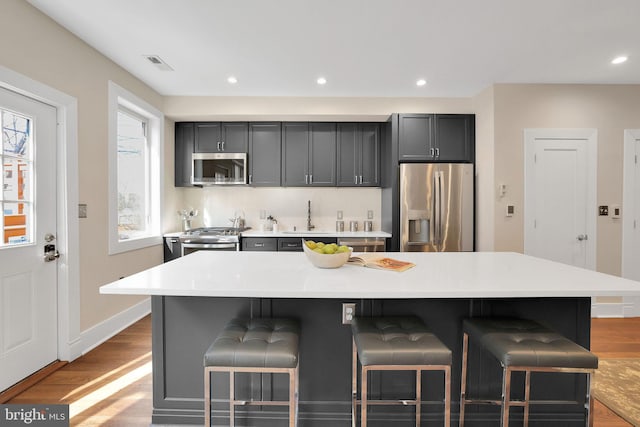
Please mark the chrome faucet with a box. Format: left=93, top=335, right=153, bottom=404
left=307, top=200, right=315, bottom=231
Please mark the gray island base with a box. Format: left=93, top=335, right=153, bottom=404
left=99, top=251, right=640, bottom=426
left=153, top=296, right=590, bottom=426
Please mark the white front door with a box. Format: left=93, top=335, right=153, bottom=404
left=524, top=129, right=597, bottom=270
left=0, top=87, right=58, bottom=391
left=622, top=130, right=640, bottom=316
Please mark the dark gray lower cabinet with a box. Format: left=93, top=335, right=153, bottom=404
left=163, top=236, right=182, bottom=261
left=242, top=237, right=337, bottom=252
left=152, top=296, right=592, bottom=426
left=242, top=237, right=278, bottom=251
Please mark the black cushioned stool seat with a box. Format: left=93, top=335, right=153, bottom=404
left=459, top=317, right=598, bottom=427
left=351, top=316, right=452, bottom=427
left=204, top=318, right=300, bottom=427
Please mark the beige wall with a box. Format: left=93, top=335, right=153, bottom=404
left=493, top=84, right=640, bottom=276
left=472, top=86, right=496, bottom=251
left=1, top=0, right=165, bottom=330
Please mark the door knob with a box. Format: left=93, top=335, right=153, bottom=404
left=576, top=234, right=588, bottom=241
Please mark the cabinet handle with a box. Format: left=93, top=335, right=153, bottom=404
left=255, top=243, right=264, bottom=247
left=217, top=141, right=221, bottom=151
left=354, top=175, right=358, bottom=185
left=430, top=147, right=435, bottom=157
left=435, top=147, right=440, bottom=157
left=360, top=175, right=363, bottom=184
left=249, top=174, right=253, bottom=184
left=305, top=174, right=308, bottom=184
left=221, top=141, right=225, bottom=151
left=285, top=243, right=297, bottom=247
left=309, top=174, right=313, bottom=184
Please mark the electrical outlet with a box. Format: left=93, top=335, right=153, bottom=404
left=367, top=210, right=374, bottom=219
left=337, top=210, right=343, bottom=220
left=598, top=205, right=609, bottom=216
left=342, top=303, right=356, bottom=324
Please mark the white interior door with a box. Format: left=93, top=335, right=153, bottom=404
left=0, top=87, right=58, bottom=391
left=622, top=130, right=640, bottom=316
left=524, top=129, right=597, bottom=270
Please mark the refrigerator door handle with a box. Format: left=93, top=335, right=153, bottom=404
left=432, top=171, right=437, bottom=245
left=435, top=171, right=441, bottom=246
left=439, top=170, right=445, bottom=247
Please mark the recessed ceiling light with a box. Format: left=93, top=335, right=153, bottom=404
left=317, top=77, right=327, bottom=85
left=227, top=76, right=238, bottom=84
left=416, top=79, right=427, bottom=87
left=611, top=56, right=628, bottom=65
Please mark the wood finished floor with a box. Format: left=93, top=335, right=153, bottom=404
left=7, top=315, right=640, bottom=426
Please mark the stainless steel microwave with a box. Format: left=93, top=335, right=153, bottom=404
left=192, top=152, right=247, bottom=185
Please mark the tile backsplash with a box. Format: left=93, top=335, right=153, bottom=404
left=175, top=187, right=382, bottom=232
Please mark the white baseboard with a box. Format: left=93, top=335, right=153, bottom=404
left=78, top=298, right=151, bottom=357
left=591, top=302, right=631, bottom=318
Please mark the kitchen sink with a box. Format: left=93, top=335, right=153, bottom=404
left=282, top=231, right=329, bottom=234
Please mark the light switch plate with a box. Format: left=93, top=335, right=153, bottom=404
left=78, top=204, right=87, bottom=218
left=337, top=210, right=343, bottom=220
left=367, top=210, right=374, bottom=219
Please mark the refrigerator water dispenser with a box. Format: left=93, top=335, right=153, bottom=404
left=408, top=219, right=430, bottom=243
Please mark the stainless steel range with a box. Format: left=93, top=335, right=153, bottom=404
left=179, top=227, right=249, bottom=255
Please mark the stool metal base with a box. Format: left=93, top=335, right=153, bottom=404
left=459, top=332, right=595, bottom=427
left=204, top=364, right=299, bottom=427
left=351, top=340, right=451, bottom=427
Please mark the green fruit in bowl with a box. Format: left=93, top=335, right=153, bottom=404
left=337, top=245, right=350, bottom=253
left=323, top=245, right=336, bottom=254
left=313, top=248, right=324, bottom=254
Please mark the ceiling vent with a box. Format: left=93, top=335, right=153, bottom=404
left=144, top=55, right=173, bottom=71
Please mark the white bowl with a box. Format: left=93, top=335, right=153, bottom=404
left=302, top=240, right=352, bottom=269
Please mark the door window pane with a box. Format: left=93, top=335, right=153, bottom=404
left=1, top=109, right=33, bottom=246
left=117, top=109, right=149, bottom=241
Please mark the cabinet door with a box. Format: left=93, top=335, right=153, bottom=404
left=434, top=114, right=474, bottom=162
left=309, top=122, right=336, bottom=186
left=175, top=122, right=194, bottom=187
left=398, top=114, right=434, bottom=161
left=249, top=123, right=281, bottom=186
left=242, top=237, right=278, bottom=251
left=221, top=122, right=248, bottom=152
left=337, top=123, right=358, bottom=186
left=278, top=238, right=303, bottom=252
left=163, top=237, right=182, bottom=261
left=194, top=122, right=221, bottom=152
left=359, top=123, right=380, bottom=186
left=282, top=122, right=309, bottom=186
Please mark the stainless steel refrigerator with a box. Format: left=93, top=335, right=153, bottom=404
left=399, top=163, right=474, bottom=252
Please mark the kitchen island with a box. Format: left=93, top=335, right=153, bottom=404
left=100, top=251, right=640, bottom=426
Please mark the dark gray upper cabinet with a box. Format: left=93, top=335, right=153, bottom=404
left=175, top=122, right=194, bottom=187
left=194, top=122, right=248, bottom=153
left=337, top=123, right=380, bottom=186
left=309, top=123, right=337, bottom=186
left=282, top=122, right=336, bottom=186
left=248, top=123, right=281, bottom=186
left=398, top=114, right=434, bottom=161
left=434, top=114, right=474, bottom=162
left=398, top=114, right=474, bottom=162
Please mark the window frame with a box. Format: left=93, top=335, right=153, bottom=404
left=108, top=81, right=163, bottom=255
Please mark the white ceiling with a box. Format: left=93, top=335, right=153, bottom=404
left=27, top=0, right=640, bottom=98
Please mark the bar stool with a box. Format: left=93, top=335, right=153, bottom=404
left=351, top=316, right=452, bottom=427
left=459, top=317, right=598, bottom=427
left=204, top=317, right=300, bottom=427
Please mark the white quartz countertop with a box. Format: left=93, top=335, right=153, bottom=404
left=240, top=230, right=391, bottom=238
left=100, top=251, right=640, bottom=299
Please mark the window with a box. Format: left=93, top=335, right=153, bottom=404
left=1, top=109, right=32, bottom=246
left=108, top=81, right=163, bottom=254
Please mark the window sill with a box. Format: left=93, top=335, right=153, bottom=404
left=109, top=235, right=162, bottom=255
